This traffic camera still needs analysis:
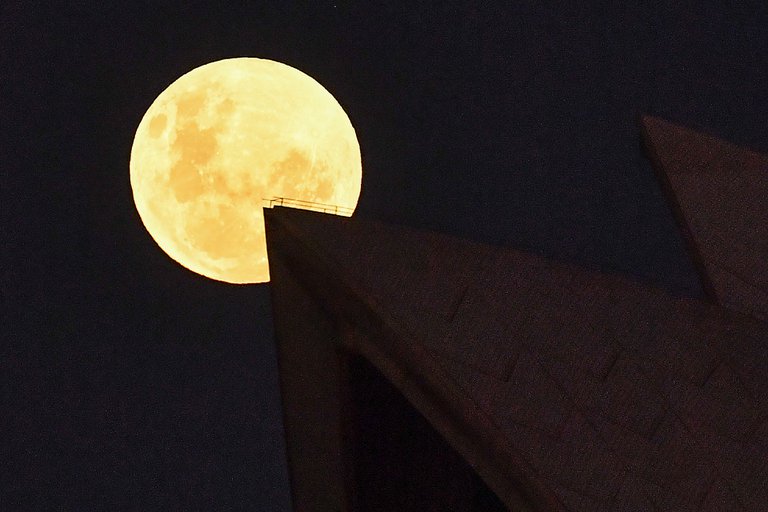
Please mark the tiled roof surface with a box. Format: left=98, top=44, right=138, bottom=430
left=642, top=115, right=768, bottom=322
left=265, top=206, right=768, bottom=511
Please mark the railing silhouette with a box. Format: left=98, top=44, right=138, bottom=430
left=263, top=196, right=355, bottom=216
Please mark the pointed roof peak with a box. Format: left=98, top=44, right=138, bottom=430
left=641, top=114, right=768, bottom=321
left=266, top=206, right=768, bottom=512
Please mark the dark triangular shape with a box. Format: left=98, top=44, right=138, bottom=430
left=642, top=115, right=768, bottom=321
left=266, top=207, right=768, bottom=511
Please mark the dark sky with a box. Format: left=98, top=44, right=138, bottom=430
left=3, top=3, right=768, bottom=510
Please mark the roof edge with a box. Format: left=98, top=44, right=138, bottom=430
left=264, top=206, right=569, bottom=512
left=638, top=114, right=721, bottom=303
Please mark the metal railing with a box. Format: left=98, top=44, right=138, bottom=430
left=263, top=196, right=355, bottom=216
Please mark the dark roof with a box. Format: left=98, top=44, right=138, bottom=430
left=265, top=201, right=768, bottom=511
left=265, top=116, right=768, bottom=511
left=642, top=115, right=768, bottom=322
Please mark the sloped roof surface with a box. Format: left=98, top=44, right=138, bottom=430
left=642, top=116, right=768, bottom=322
left=265, top=207, right=768, bottom=511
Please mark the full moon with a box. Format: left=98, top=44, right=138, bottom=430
left=130, top=58, right=362, bottom=283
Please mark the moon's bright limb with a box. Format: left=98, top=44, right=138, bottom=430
left=130, top=58, right=362, bottom=283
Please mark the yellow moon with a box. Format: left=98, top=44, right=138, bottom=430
left=130, top=58, right=361, bottom=284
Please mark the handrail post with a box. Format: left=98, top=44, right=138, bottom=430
left=263, top=196, right=352, bottom=216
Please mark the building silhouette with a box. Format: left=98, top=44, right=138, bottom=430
left=264, top=116, right=768, bottom=511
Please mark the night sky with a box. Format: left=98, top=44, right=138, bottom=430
left=4, top=3, right=768, bottom=510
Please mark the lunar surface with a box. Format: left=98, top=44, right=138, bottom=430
left=130, top=58, right=362, bottom=283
